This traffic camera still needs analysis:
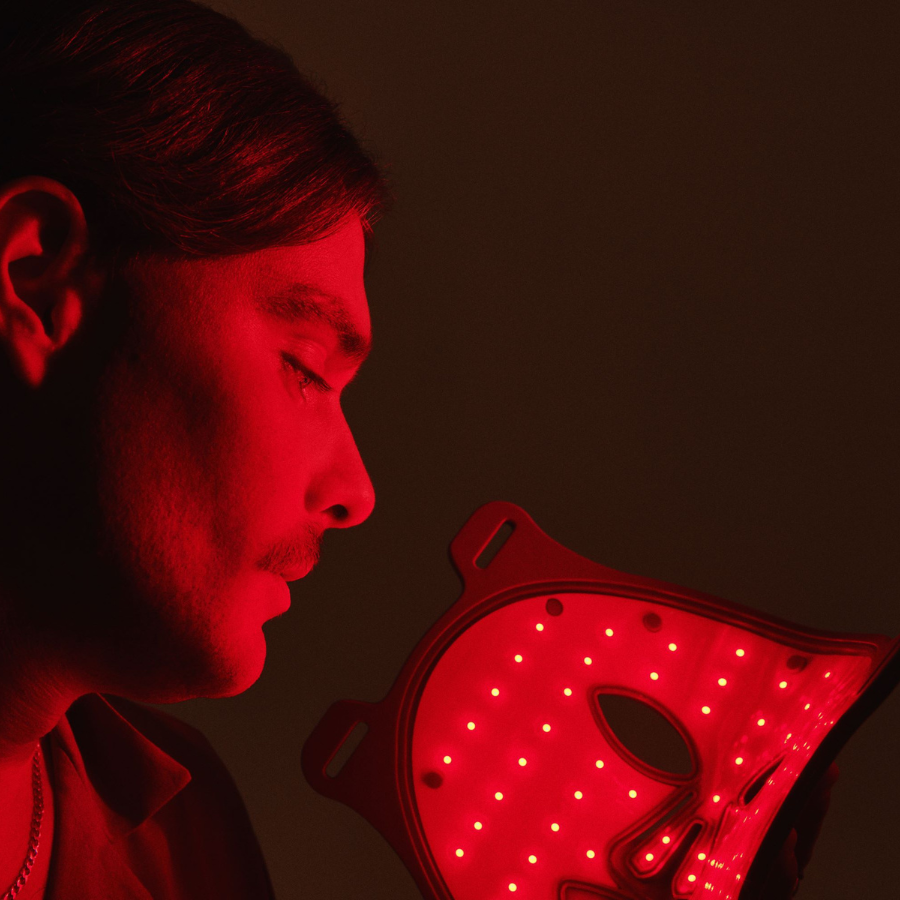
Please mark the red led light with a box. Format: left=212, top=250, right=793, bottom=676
left=303, top=502, right=900, bottom=900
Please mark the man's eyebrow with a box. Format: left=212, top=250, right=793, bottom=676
left=256, top=283, right=371, bottom=365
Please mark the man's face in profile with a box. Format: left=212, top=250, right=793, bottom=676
left=2, top=198, right=374, bottom=705
left=93, top=215, right=375, bottom=700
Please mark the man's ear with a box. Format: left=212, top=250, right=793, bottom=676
left=0, top=176, right=97, bottom=387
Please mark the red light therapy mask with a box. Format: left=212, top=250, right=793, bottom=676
left=303, top=502, right=900, bottom=900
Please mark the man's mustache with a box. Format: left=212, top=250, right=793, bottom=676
left=258, top=523, right=322, bottom=576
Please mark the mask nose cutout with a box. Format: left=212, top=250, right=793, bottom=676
left=593, top=691, right=695, bottom=779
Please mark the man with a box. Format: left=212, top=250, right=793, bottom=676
left=0, top=1, right=835, bottom=898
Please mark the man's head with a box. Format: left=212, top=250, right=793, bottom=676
left=0, top=0, right=389, bottom=702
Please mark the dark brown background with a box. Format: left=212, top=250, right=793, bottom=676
left=162, top=2, right=900, bottom=897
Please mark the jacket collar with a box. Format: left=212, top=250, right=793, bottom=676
left=48, top=692, right=192, bottom=841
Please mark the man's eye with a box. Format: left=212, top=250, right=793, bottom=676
left=283, top=354, right=332, bottom=397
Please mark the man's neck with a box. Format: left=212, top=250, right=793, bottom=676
left=0, top=610, right=75, bottom=893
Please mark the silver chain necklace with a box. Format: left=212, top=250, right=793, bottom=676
left=2, top=744, right=44, bottom=900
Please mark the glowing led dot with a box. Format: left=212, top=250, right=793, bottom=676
left=757, top=718, right=766, bottom=727
left=514, top=654, right=523, bottom=663
left=804, top=703, right=810, bottom=710
left=668, top=642, right=677, bottom=651
left=467, top=721, right=476, bottom=730
left=718, top=678, right=727, bottom=686
left=662, top=836, right=671, bottom=845
left=713, top=794, right=721, bottom=803
left=736, top=648, right=745, bottom=657
left=825, top=671, right=832, bottom=678
left=542, top=723, right=551, bottom=733
left=584, top=656, right=593, bottom=666
left=509, top=884, right=517, bottom=893
left=528, top=855, right=537, bottom=864
left=628, top=789, right=637, bottom=799
left=688, top=874, right=697, bottom=883
left=551, top=823, right=560, bottom=832
left=518, top=757, right=527, bottom=766
left=650, top=672, right=659, bottom=681
left=495, top=792, right=504, bottom=800
left=455, top=849, right=464, bottom=858
left=474, top=822, right=483, bottom=830
left=595, top=759, right=604, bottom=768
left=586, top=850, right=596, bottom=859
left=779, top=681, right=788, bottom=689
left=605, top=628, right=614, bottom=637
left=645, top=852, right=654, bottom=861
left=443, top=755, right=452, bottom=764
left=536, top=623, right=544, bottom=631
left=563, top=688, right=573, bottom=697
left=491, top=688, right=500, bottom=697
left=574, top=790, right=583, bottom=799
left=698, top=852, right=707, bottom=861
left=735, top=757, right=744, bottom=766
left=701, top=706, right=711, bottom=715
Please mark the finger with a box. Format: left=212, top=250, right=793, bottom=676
left=794, top=761, right=839, bottom=872
left=761, top=828, right=799, bottom=900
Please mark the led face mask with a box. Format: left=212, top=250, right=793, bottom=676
left=303, top=502, right=900, bottom=900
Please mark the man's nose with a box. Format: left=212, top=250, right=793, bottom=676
left=307, top=413, right=375, bottom=529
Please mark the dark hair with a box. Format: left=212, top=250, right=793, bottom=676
left=0, top=0, right=391, bottom=264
